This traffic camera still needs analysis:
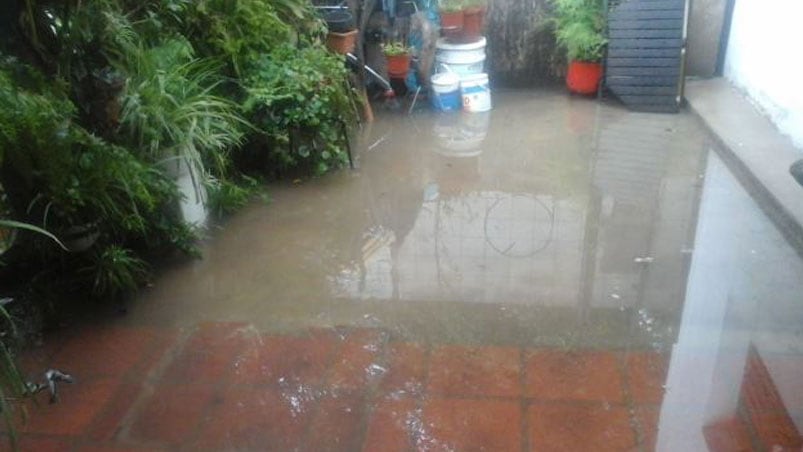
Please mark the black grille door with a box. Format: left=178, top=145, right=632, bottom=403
left=605, top=0, right=688, bottom=113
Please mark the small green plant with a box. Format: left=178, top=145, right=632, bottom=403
left=381, top=42, right=411, bottom=56
left=463, top=0, right=488, bottom=10
left=244, top=44, right=357, bottom=175
left=83, top=245, right=149, bottom=299
left=550, top=0, right=607, bottom=62
left=439, top=0, right=465, bottom=13
left=205, top=176, right=259, bottom=217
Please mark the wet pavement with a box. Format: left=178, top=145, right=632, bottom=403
left=8, top=90, right=803, bottom=451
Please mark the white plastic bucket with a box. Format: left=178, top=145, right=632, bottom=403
left=435, top=37, right=487, bottom=63
left=460, top=73, right=491, bottom=112
left=435, top=37, right=486, bottom=76
left=431, top=72, right=460, bottom=93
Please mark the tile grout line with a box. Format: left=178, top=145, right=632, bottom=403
left=296, top=324, right=352, bottom=450
left=619, top=350, right=645, bottom=452
left=175, top=324, right=261, bottom=452
left=113, top=325, right=197, bottom=450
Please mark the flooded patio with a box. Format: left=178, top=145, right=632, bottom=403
left=13, top=90, right=803, bottom=451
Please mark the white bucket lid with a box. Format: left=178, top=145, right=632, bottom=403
left=431, top=72, right=461, bottom=86
left=435, top=37, right=487, bottom=51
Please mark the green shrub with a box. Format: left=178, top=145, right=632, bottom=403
left=244, top=44, right=357, bottom=175
left=550, top=0, right=607, bottom=62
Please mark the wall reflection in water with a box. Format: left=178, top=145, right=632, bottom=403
left=658, top=153, right=803, bottom=451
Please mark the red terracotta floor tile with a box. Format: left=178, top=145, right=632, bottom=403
left=2, top=435, right=73, bottom=452
left=525, top=349, right=624, bottom=403
left=625, top=352, right=668, bottom=405
left=19, top=378, right=119, bottom=436
left=230, top=329, right=338, bottom=387
left=528, top=402, right=636, bottom=452
left=51, top=326, right=164, bottom=379
left=192, top=386, right=312, bottom=451
left=84, top=382, right=144, bottom=442
left=378, top=342, right=428, bottom=397
left=362, top=398, right=419, bottom=452
left=75, top=445, right=163, bottom=452
left=162, top=322, right=254, bottom=383
left=421, top=398, right=522, bottom=451
left=703, top=416, right=754, bottom=452
left=327, top=329, right=387, bottom=392
left=304, top=393, right=367, bottom=451
left=16, top=335, right=64, bottom=377
left=428, top=345, right=520, bottom=398
left=128, top=383, right=216, bottom=447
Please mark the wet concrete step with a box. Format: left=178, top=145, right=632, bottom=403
left=685, top=78, right=803, bottom=251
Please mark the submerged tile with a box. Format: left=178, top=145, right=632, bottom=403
left=191, top=386, right=310, bottom=451
left=525, top=349, right=624, bottom=403
left=377, top=342, right=428, bottom=397
left=422, top=398, right=522, bottom=451
left=624, top=352, right=668, bottom=405
left=428, top=345, right=521, bottom=398
left=528, top=402, right=635, bottom=452
left=230, top=328, right=338, bottom=387
left=304, top=393, right=367, bottom=451
left=362, top=398, right=419, bottom=452
left=128, top=383, right=215, bottom=447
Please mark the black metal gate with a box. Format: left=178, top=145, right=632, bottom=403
left=605, top=0, right=689, bottom=113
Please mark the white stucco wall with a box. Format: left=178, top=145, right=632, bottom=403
left=723, top=0, right=803, bottom=150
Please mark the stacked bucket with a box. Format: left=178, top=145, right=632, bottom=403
left=431, top=4, right=491, bottom=113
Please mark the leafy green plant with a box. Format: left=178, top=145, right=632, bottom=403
left=205, top=176, right=259, bottom=217
left=0, top=218, right=68, bottom=451
left=463, top=0, right=487, bottom=10
left=439, top=0, right=465, bottom=13
left=381, top=42, right=411, bottom=57
left=244, top=44, right=357, bottom=175
left=550, top=0, right=607, bottom=62
left=0, top=304, right=28, bottom=452
left=115, top=39, right=246, bottom=174
left=82, top=245, right=149, bottom=299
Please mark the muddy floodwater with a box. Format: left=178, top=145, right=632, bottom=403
left=131, top=89, right=775, bottom=348
left=28, top=90, right=803, bottom=451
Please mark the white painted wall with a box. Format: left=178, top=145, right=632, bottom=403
left=723, top=0, right=803, bottom=150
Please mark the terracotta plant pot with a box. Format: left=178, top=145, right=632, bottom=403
left=385, top=53, right=411, bottom=79
left=440, top=9, right=464, bottom=32
left=326, top=29, right=358, bottom=55
left=566, top=60, right=603, bottom=95
left=462, top=7, right=486, bottom=42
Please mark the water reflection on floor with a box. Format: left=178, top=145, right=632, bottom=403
left=131, top=91, right=709, bottom=348
left=30, top=90, right=803, bottom=451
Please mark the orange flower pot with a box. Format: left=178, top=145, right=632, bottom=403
left=440, top=10, right=465, bottom=30
left=385, top=53, right=411, bottom=79
left=566, top=60, right=603, bottom=95
left=326, top=29, right=358, bottom=55
left=462, top=7, right=486, bottom=42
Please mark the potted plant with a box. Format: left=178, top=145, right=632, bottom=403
left=462, top=0, right=487, bottom=42
left=382, top=42, right=412, bottom=79
left=551, top=0, right=607, bottom=95
left=324, top=9, right=358, bottom=55
left=439, top=0, right=465, bottom=39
